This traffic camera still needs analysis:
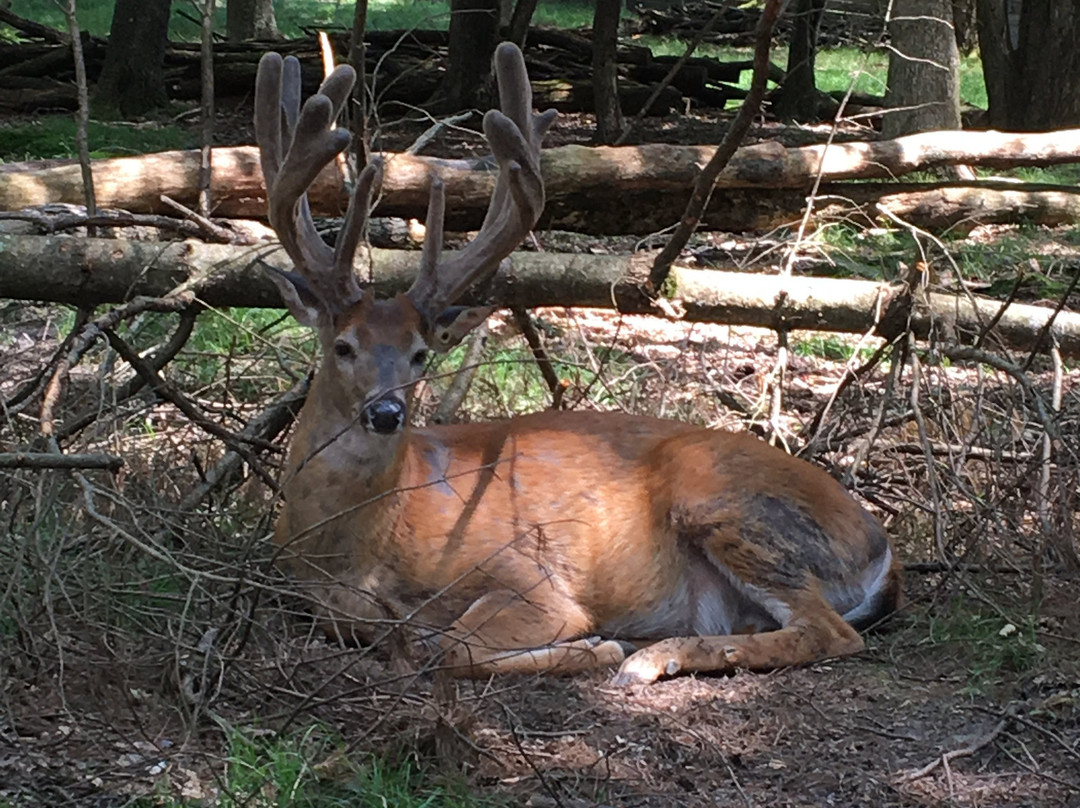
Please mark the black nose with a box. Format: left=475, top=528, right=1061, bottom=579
left=360, top=396, right=406, bottom=434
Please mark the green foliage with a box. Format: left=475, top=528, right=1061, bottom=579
left=433, top=339, right=643, bottom=418
left=142, top=730, right=485, bottom=807
left=0, top=117, right=194, bottom=162
left=809, top=223, right=911, bottom=281
left=634, top=41, right=987, bottom=108
left=170, top=307, right=314, bottom=399
left=793, top=334, right=861, bottom=362
left=921, top=598, right=1044, bottom=695
left=997, top=164, right=1080, bottom=185
left=958, top=53, right=988, bottom=110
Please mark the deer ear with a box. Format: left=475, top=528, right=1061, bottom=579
left=263, top=263, right=329, bottom=329
left=430, top=305, right=495, bottom=352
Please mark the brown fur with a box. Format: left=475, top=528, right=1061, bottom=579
left=258, top=43, right=901, bottom=684
left=275, top=310, right=903, bottom=684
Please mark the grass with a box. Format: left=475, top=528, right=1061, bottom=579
left=0, top=116, right=194, bottom=162
left=637, top=39, right=988, bottom=110
left=793, top=334, right=870, bottom=362
left=139, top=306, right=314, bottom=399
left=138, top=730, right=488, bottom=807
left=920, top=597, right=1045, bottom=695
left=434, top=339, right=644, bottom=418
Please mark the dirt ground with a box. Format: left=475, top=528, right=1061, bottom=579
left=2, top=302, right=1079, bottom=808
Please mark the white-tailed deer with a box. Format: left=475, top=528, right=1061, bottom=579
left=255, top=43, right=902, bottom=685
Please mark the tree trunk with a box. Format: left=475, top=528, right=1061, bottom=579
left=774, top=0, right=826, bottom=121
left=438, top=0, right=499, bottom=110
left=883, top=0, right=961, bottom=138
left=2, top=128, right=1080, bottom=214
left=1011, top=2, right=1080, bottom=129
left=592, top=0, right=624, bottom=144
left=226, top=0, right=279, bottom=41
left=2, top=234, right=1078, bottom=358
left=975, top=0, right=1016, bottom=129
left=93, top=0, right=171, bottom=116
left=976, top=0, right=1080, bottom=129
left=6, top=130, right=1080, bottom=231
left=951, top=0, right=978, bottom=52
left=506, top=0, right=540, bottom=46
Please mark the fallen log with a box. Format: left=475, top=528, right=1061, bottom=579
left=2, top=130, right=1079, bottom=233
left=1, top=234, right=1076, bottom=357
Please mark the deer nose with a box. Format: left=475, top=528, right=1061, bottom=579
left=360, top=396, right=406, bottom=434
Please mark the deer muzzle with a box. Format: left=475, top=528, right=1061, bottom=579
left=360, top=395, right=407, bottom=434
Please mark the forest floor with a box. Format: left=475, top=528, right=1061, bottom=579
left=2, top=305, right=1079, bottom=808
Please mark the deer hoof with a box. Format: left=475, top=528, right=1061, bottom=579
left=611, top=647, right=669, bottom=686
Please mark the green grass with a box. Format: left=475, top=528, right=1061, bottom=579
left=985, top=164, right=1080, bottom=185
left=167, top=307, right=314, bottom=398
left=435, top=341, right=643, bottom=417
left=636, top=40, right=988, bottom=109
left=920, top=597, right=1044, bottom=695
left=142, top=730, right=487, bottom=807
left=0, top=117, right=194, bottom=162
left=792, top=334, right=870, bottom=362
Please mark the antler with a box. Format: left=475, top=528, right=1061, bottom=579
left=254, top=52, right=382, bottom=313
left=407, top=42, right=557, bottom=325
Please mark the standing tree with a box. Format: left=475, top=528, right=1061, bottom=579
left=773, top=0, right=827, bottom=121
left=978, top=0, right=1080, bottom=129
left=951, top=0, right=978, bottom=52
left=504, top=0, right=540, bottom=46
left=592, top=0, right=623, bottom=143
left=226, top=0, right=279, bottom=41
left=438, top=0, right=500, bottom=110
left=883, top=0, right=961, bottom=138
left=94, top=0, right=172, bottom=116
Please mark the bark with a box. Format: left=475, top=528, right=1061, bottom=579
left=978, top=0, right=1080, bottom=130
left=226, top=0, right=278, bottom=41
left=1011, top=2, right=1080, bottom=129
left=975, top=0, right=1015, bottom=129
left=438, top=0, right=500, bottom=110
left=506, top=0, right=540, bottom=46
left=1, top=234, right=1077, bottom=357
left=774, top=0, right=827, bottom=121
left=94, top=0, right=171, bottom=116
left=883, top=0, right=962, bottom=138
left=3, top=130, right=1080, bottom=228
left=592, top=0, right=624, bottom=144
left=951, top=0, right=978, bottom=52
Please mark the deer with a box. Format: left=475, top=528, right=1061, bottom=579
left=254, top=43, right=903, bottom=686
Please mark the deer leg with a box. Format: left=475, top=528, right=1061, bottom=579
left=612, top=598, right=864, bottom=686
left=439, top=588, right=628, bottom=677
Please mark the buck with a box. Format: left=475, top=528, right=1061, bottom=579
left=255, top=43, right=902, bottom=685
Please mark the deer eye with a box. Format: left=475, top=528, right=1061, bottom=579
left=411, top=349, right=429, bottom=366
left=333, top=341, right=354, bottom=358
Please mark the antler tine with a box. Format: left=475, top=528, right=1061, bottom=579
left=418, top=175, right=446, bottom=278
left=254, top=53, right=285, bottom=191
left=333, top=158, right=383, bottom=281
left=256, top=52, right=365, bottom=309
left=494, top=41, right=532, bottom=143
left=407, top=42, right=555, bottom=323
left=281, top=56, right=302, bottom=144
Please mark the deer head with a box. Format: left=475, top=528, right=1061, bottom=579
left=255, top=43, right=555, bottom=434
